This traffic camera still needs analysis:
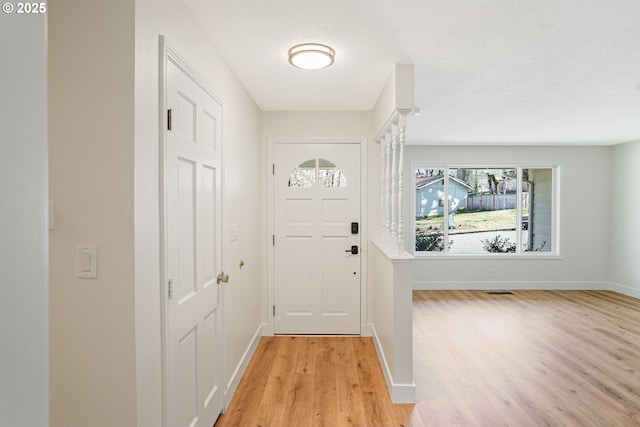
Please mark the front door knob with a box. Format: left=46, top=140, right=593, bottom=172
left=345, top=245, right=359, bottom=255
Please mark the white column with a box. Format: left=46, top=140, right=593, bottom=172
left=377, top=109, right=412, bottom=251
left=384, top=133, right=392, bottom=237
left=390, top=132, right=399, bottom=241
left=380, top=137, right=387, bottom=235
left=397, top=118, right=406, bottom=253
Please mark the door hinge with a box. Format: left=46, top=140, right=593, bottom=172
left=273, top=305, right=275, bottom=316
left=167, top=109, right=172, bottom=131
left=272, top=234, right=275, bottom=246
left=168, top=278, right=173, bottom=300
left=272, top=164, right=275, bottom=175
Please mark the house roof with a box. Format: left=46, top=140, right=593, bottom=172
left=416, top=175, right=474, bottom=191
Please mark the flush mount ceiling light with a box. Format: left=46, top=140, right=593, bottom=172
left=288, top=43, right=335, bottom=70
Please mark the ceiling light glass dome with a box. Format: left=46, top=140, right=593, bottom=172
left=288, top=43, right=335, bottom=70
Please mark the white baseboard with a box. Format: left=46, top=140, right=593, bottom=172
left=390, top=381, right=417, bottom=404
left=223, top=323, right=264, bottom=410
left=261, top=322, right=275, bottom=336
left=608, top=281, right=640, bottom=299
left=370, top=324, right=416, bottom=404
left=413, top=280, right=609, bottom=291
left=370, top=324, right=393, bottom=398
left=360, top=323, right=373, bottom=337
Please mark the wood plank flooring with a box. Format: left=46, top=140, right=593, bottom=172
left=214, top=336, right=412, bottom=427
left=412, top=290, right=640, bottom=426
left=215, top=290, right=640, bottom=426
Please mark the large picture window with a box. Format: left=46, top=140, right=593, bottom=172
left=415, top=167, right=556, bottom=255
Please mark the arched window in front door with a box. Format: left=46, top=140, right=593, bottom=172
left=288, top=158, right=347, bottom=188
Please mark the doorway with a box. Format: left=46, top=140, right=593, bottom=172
left=272, top=142, right=362, bottom=334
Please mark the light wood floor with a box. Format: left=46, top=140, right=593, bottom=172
left=214, top=335, right=413, bottom=427
left=215, top=290, right=640, bottom=426
left=411, top=290, right=640, bottom=426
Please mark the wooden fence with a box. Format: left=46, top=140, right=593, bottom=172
left=466, top=193, right=528, bottom=212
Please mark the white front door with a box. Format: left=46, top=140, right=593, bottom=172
left=274, top=143, right=361, bottom=334
left=163, top=54, right=223, bottom=427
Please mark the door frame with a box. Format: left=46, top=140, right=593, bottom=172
left=267, top=137, right=369, bottom=336
left=159, top=36, right=226, bottom=426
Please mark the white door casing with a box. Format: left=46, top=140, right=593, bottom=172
left=162, top=46, right=224, bottom=427
left=273, top=142, right=361, bottom=334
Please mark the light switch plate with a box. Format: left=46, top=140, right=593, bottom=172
left=230, top=223, right=239, bottom=242
left=77, top=245, right=97, bottom=279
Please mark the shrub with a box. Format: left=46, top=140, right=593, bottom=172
left=481, top=235, right=516, bottom=253
left=416, top=228, right=452, bottom=252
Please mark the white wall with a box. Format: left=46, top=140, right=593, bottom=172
left=0, top=12, right=49, bottom=427
left=407, top=145, right=611, bottom=289
left=49, top=1, right=137, bottom=426
left=610, top=140, right=640, bottom=297
left=135, top=0, right=263, bottom=425
left=262, top=111, right=372, bottom=138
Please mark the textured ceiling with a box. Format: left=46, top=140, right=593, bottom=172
left=184, top=0, right=640, bottom=145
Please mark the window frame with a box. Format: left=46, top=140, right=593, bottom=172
left=412, top=164, right=561, bottom=258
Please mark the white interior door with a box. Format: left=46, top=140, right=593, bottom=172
left=164, top=55, right=223, bottom=427
left=274, top=143, right=361, bottom=334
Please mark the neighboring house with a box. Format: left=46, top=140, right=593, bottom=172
left=416, top=175, right=474, bottom=217
left=525, top=168, right=552, bottom=252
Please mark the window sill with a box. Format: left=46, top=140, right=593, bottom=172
left=413, top=252, right=563, bottom=260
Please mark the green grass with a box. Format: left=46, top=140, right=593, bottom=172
left=416, top=209, right=521, bottom=234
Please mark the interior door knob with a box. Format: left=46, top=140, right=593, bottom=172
left=216, top=272, right=229, bottom=284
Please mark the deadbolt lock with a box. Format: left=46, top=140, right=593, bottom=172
left=216, top=272, right=229, bottom=284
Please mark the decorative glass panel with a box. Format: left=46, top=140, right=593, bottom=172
left=288, top=159, right=316, bottom=187
left=288, top=158, right=347, bottom=188
left=320, top=169, right=346, bottom=187
left=288, top=168, right=314, bottom=188
left=318, top=159, right=335, bottom=169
